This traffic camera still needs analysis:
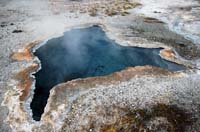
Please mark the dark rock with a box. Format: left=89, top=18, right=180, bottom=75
left=154, top=11, right=161, bottom=13
left=12, top=30, right=23, bottom=33
left=0, top=24, right=7, bottom=27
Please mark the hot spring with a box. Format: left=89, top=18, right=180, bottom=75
left=31, top=26, right=185, bottom=121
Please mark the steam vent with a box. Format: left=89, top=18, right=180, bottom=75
left=1, top=0, right=200, bottom=132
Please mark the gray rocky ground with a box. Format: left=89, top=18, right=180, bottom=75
left=0, top=0, right=200, bottom=131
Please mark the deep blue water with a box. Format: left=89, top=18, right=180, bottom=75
left=30, top=26, right=185, bottom=121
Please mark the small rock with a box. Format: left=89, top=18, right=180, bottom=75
left=12, top=29, right=23, bottom=33
left=0, top=25, right=7, bottom=27
left=153, top=11, right=161, bottom=13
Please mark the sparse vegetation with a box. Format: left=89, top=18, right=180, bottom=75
left=52, top=0, right=142, bottom=17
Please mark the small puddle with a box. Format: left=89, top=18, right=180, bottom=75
left=31, top=26, right=185, bottom=121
